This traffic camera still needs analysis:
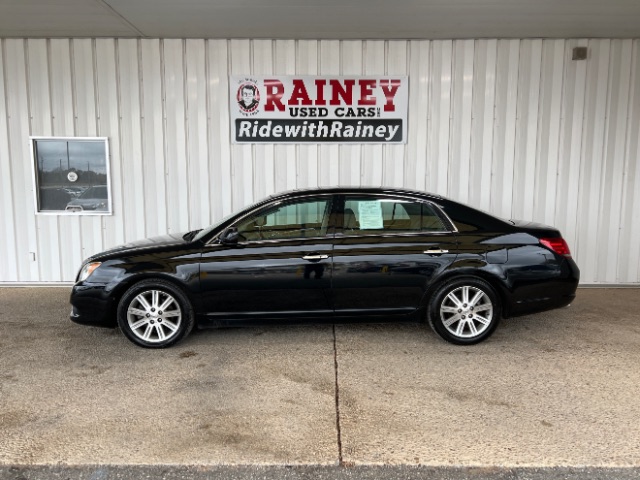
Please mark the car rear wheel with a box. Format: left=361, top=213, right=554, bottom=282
left=428, top=277, right=500, bottom=345
left=117, top=280, right=194, bottom=348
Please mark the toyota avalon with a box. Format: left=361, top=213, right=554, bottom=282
left=70, top=187, right=579, bottom=348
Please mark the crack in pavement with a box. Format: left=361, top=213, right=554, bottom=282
left=333, top=324, right=344, bottom=466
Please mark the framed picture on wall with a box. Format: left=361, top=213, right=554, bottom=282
left=29, top=137, right=112, bottom=215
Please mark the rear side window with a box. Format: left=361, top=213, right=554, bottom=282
left=341, top=197, right=447, bottom=234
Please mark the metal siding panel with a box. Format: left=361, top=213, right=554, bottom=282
left=598, top=40, right=632, bottom=283
left=469, top=39, right=497, bottom=211
left=207, top=39, right=233, bottom=221
left=95, top=39, right=125, bottom=250
left=50, top=40, right=75, bottom=135
left=27, top=40, right=62, bottom=282
left=185, top=39, right=210, bottom=229
left=556, top=39, right=588, bottom=261
left=361, top=40, right=385, bottom=187
left=273, top=40, right=297, bottom=192
left=2, top=37, right=639, bottom=285
left=296, top=40, right=319, bottom=189
left=428, top=40, right=452, bottom=197
left=71, top=39, right=98, bottom=136
left=449, top=40, right=474, bottom=203
left=4, top=39, right=39, bottom=281
left=407, top=41, right=429, bottom=192
left=576, top=40, right=610, bottom=283
left=383, top=41, right=407, bottom=188
left=140, top=39, right=168, bottom=236
left=0, top=40, right=19, bottom=281
left=229, top=39, right=254, bottom=209
left=51, top=39, right=84, bottom=280
left=117, top=39, right=146, bottom=241
left=618, top=40, right=640, bottom=283
left=26, top=40, right=51, bottom=135
left=534, top=40, right=565, bottom=226
left=251, top=40, right=275, bottom=200
left=318, top=40, right=340, bottom=187
left=339, top=40, right=363, bottom=187
left=491, top=40, right=519, bottom=219
left=481, top=40, right=498, bottom=212
left=72, top=39, right=104, bottom=262
left=512, top=40, right=542, bottom=221
left=163, top=39, right=190, bottom=232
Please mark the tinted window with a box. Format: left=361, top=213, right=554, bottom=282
left=342, top=197, right=447, bottom=234
left=235, top=198, right=331, bottom=241
left=440, top=201, right=508, bottom=232
left=31, top=138, right=111, bottom=214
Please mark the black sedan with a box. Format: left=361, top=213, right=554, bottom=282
left=70, top=187, right=579, bottom=348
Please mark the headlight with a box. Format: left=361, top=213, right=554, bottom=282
left=78, top=262, right=102, bottom=282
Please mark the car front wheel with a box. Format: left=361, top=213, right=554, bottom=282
left=428, top=278, right=500, bottom=345
left=117, top=280, right=195, bottom=348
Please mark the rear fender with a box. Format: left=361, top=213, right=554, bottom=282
left=419, top=266, right=511, bottom=318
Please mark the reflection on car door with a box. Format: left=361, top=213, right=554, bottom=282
left=331, top=195, right=458, bottom=316
left=198, top=196, right=334, bottom=323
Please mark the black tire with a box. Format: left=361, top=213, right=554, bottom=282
left=117, top=279, right=195, bottom=348
left=427, top=277, right=501, bottom=345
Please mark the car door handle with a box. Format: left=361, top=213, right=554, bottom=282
left=424, top=249, right=449, bottom=254
left=302, top=254, right=329, bottom=261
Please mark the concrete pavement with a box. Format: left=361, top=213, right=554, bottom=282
left=0, top=287, right=639, bottom=469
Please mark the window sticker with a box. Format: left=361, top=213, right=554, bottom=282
left=358, top=201, right=383, bottom=229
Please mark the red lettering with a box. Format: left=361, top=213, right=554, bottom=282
left=288, top=79, right=313, bottom=106
left=314, top=79, right=327, bottom=106
left=379, top=79, right=401, bottom=112
left=264, top=79, right=285, bottom=112
left=358, top=80, right=376, bottom=106
left=329, top=79, right=355, bottom=106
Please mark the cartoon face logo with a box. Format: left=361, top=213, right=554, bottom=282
left=237, top=82, right=260, bottom=114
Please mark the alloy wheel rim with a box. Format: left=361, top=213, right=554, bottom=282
left=127, top=290, right=182, bottom=343
left=440, top=286, right=493, bottom=338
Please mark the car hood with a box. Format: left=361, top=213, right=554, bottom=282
left=88, top=232, right=190, bottom=261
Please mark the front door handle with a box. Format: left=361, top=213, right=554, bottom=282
left=424, top=249, right=449, bottom=254
left=302, top=254, right=329, bottom=261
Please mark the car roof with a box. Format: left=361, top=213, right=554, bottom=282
left=263, top=186, right=447, bottom=203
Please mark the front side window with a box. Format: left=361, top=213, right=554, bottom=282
left=234, top=198, right=331, bottom=242
left=30, top=137, right=111, bottom=215
left=341, top=196, right=448, bottom=234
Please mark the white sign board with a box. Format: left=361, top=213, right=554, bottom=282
left=230, top=76, right=408, bottom=144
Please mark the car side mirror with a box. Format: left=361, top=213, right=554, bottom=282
left=221, top=227, right=240, bottom=245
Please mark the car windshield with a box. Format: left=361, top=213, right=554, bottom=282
left=80, top=186, right=108, bottom=199
left=192, top=211, right=239, bottom=242
left=192, top=197, right=270, bottom=242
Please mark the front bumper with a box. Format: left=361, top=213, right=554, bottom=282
left=69, top=283, right=118, bottom=328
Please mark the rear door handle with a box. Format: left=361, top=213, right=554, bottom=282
left=424, top=249, right=449, bottom=254
left=302, top=254, right=329, bottom=261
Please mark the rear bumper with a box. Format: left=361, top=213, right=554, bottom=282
left=507, top=290, right=576, bottom=317
left=505, top=256, right=579, bottom=317
left=69, top=283, right=117, bottom=328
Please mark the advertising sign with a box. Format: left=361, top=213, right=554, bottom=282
left=230, top=76, right=408, bottom=144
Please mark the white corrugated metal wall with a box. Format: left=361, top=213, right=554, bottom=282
left=0, top=38, right=639, bottom=285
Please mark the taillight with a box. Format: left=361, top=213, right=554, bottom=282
left=540, top=237, right=571, bottom=257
